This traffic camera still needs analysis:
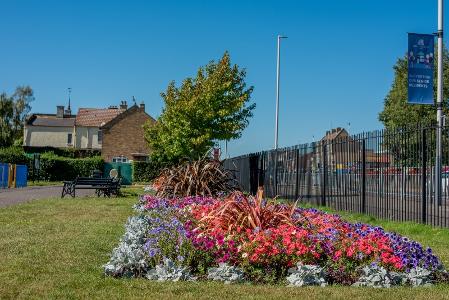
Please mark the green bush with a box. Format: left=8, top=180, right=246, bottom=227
left=132, top=161, right=164, bottom=183
left=39, top=152, right=104, bottom=181
left=0, top=147, right=30, bottom=165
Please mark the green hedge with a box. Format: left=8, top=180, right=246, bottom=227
left=24, top=146, right=101, bottom=158
left=132, top=161, right=164, bottom=182
left=0, top=147, right=30, bottom=165
left=39, top=153, right=104, bottom=181
left=0, top=148, right=104, bottom=181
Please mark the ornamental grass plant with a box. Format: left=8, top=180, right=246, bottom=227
left=196, top=189, right=298, bottom=233
left=152, top=157, right=237, bottom=198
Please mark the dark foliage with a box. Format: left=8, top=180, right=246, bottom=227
left=153, top=157, right=237, bottom=198
left=0, top=147, right=30, bottom=165
left=132, top=160, right=165, bottom=183
left=39, top=152, right=104, bottom=181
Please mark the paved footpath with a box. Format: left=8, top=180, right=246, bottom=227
left=0, top=185, right=95, bottom=208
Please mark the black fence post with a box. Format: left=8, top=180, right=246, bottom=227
left=362, top=138, right=366, bottom=214
left=273, top=149, right=278, bottom=197
left=258, top=153, right=264, bottom=190
left=422, top=128, right=427, bottom=224
left=295, top=148, right=300, bottom=200
left=322, top=143, right=327, bottom=207
left=249, top=155, right=254, bottom=195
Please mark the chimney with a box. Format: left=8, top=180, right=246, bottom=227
left=65, top=108, right=72, bottom=116
left=56, top=106, right=64, bottom=118
left=326, top=130, right=330, bottom=135
left=119, top=100, right=128, bottom=110
left=139, top=101, right=145, bottom=111
left=337, top=127, right=342, bottom=132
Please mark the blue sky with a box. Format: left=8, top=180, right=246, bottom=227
left=0, top=0, right=445, bottom=156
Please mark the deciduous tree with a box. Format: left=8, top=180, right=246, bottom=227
left=379, top=47, right=449, bottom=128
left=0, top=86, right=34, bottom=147
left=145, top=52, right=255, bottom=163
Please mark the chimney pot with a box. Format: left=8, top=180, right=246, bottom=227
left=139, top=101, right=145, bottom=110
left=119, top=100, right=128, bottom=110
left=56, top=106, right=64, bottom=118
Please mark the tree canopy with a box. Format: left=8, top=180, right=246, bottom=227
left=145, top=52, right=255, bottom=163
left=379, top=46, right=449, bottom=128
left=0, top=86, right=34, bottom=147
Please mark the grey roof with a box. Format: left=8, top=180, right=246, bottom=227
left=28, top=114, right=75, bottom=127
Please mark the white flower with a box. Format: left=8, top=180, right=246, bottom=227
left=242, top=253, right=248, bottom=258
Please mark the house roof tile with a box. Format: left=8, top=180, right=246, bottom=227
left=75, top=108, right=125, bottom=127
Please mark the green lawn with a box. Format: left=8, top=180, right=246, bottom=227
left=1, top=194, right=449, bottom=299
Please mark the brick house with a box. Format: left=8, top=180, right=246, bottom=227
left=100, top=103, right=155, bottom=162
left=24, top=101, right=154, bottom=162
left=74, top=106, right=126, bottom=150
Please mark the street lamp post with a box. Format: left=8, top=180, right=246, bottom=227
left=274, top=35, right=287, bottom=196
left=436, top=0, right=444, bottom=205
left=274, top=35, right=288, bottom=150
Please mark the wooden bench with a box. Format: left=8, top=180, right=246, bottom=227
left=61, top=177, right=121, bottom=198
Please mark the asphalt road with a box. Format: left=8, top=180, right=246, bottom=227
left=0, top=185, right=95, bottom=208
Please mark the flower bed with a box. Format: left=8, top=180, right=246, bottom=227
left=104, top=192, right=448, bottom=287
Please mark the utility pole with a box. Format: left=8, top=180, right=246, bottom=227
left=436, top=0, right=444, bottom=205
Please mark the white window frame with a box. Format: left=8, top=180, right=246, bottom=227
left=97, top=130, right=103, bottom=144
left=112, top=156, right=129, bottom=163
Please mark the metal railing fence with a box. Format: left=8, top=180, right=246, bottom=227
left=224, top=125, right=449, bottom=228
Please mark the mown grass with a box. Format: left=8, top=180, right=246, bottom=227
left=26, top=181, right=63, bottom=187
left=1, top=194, right=449, bottom=299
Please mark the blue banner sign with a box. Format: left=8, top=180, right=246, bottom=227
left=408, top=33, right=435, bottom=104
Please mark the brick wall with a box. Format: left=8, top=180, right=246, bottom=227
left=101, top=107, right=154, bottom=162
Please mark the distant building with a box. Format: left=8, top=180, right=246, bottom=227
left=321, top=127, right=350, bottom=142
left=24, top=100, right=155, bottom=162
left=24, top=106, right=76, bottom=149
left=365, top=150, right=392, bottom=169
left=321, top=127, right=360, bottom=169
left=100, top=102, right=155, bottom=162
left=320, top=127, right=392, bottom=170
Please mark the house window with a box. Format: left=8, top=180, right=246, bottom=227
left=112, top=156, right=129, bottom=163
left=67, top=133, right=73, bottom=145
left=98, top=130, right=103, bottom=143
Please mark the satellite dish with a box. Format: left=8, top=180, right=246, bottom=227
left=109, top=169, right=118, bottom=178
